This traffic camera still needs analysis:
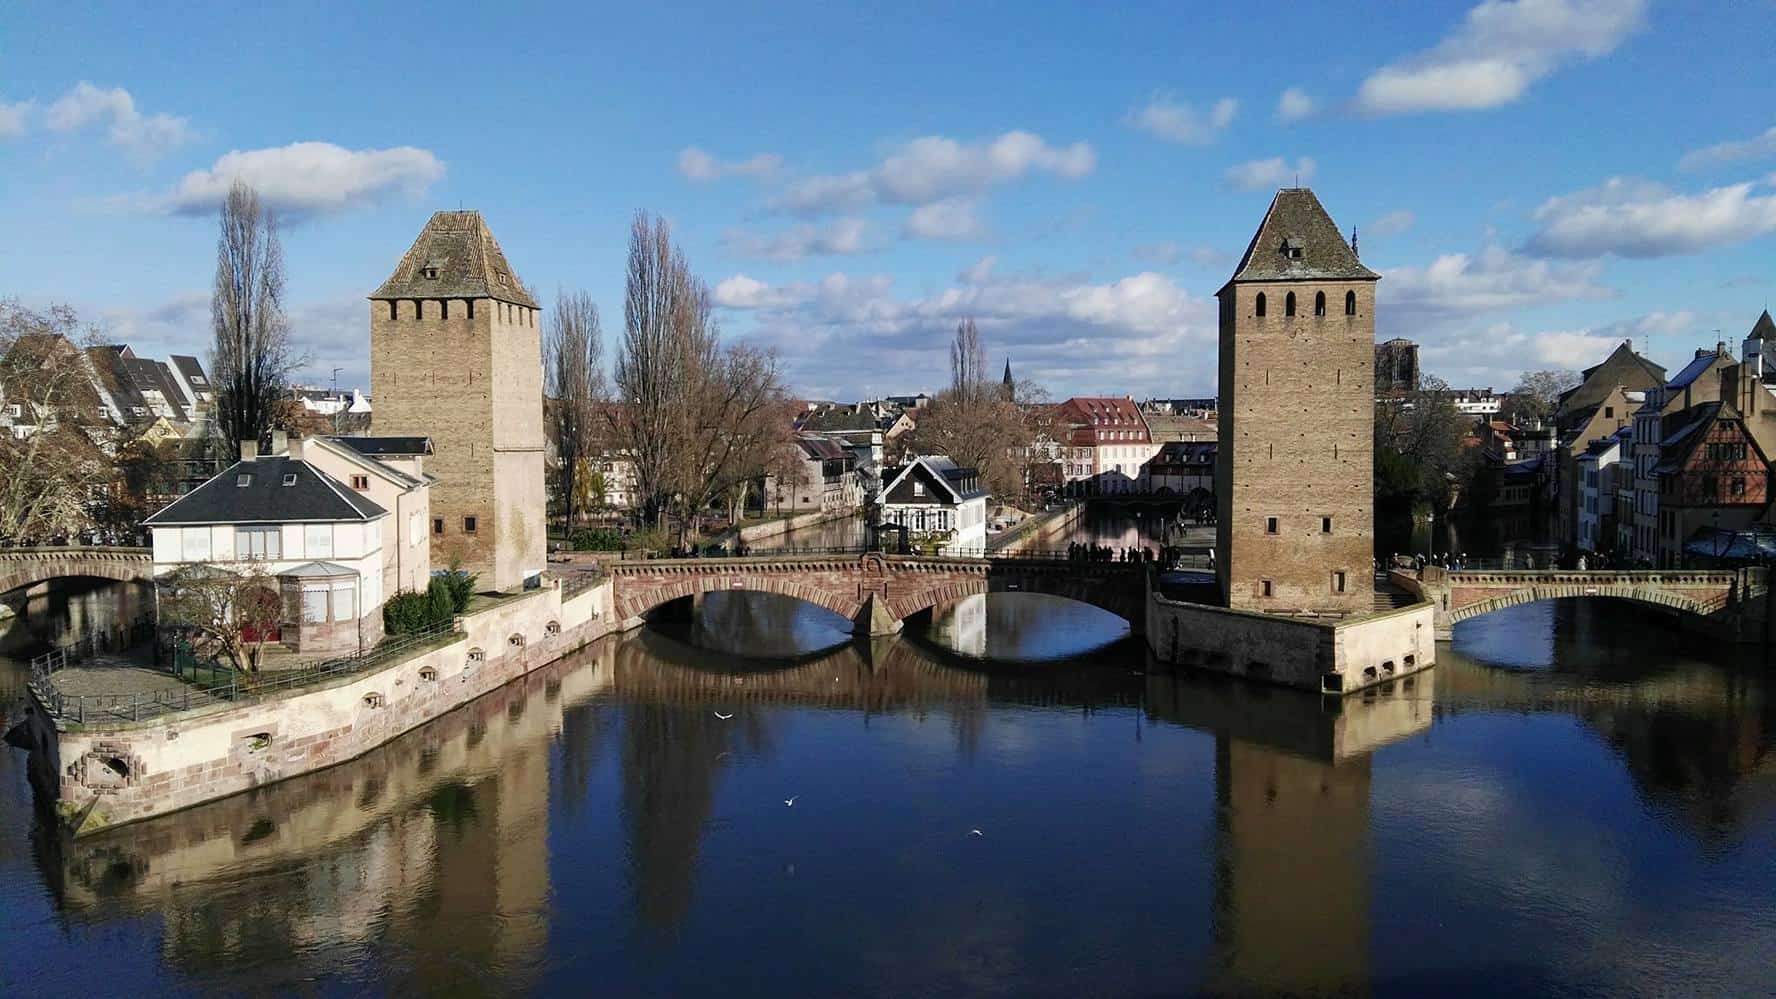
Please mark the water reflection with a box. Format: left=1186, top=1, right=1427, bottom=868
left=0, top=579, right=154, bottom=657
left=3, top=584, right=1775, bottom=992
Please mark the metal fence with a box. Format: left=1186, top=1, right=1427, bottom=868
left=30, top=619, right=465, bottom=725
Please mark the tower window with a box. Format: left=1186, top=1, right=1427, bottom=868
left=1265, top=516, right=1278, bottom=534
left=1259, top=579, right=1273, bottom=598
left=1332, top=571, right=1347, bottom=594
left=1314, top=291, right=1326, bottom=316
left=1285, top=292, right=1297, bottom=317
left=441, top=300, right=449, bottom=320
left=463, top=515, right=478, bottom=534
left=388, top=301, right=397, bottom=321
left=1321, top=516, right=1332, bottom=534
left=422, top=266, right=439, bottom=280
left=414, top=300, right=424, bottom=320
left=467, top=299, right=475, bottom=320
left=1255, top=292, right=1266, bottom=317
left=1344, top=290, right=1356, bottom=316
left=432, top=517, right=444, bottom=535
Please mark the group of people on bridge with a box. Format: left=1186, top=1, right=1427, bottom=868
left=1068, top=543, right=1157, bottom=565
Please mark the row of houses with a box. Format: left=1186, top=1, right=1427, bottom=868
left=1562, top=312, right=1776, bottom=567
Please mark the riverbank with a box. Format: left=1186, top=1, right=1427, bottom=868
left=21, top=575, right=618, bottom=835
left=716, top=508, right=860, bottom=548
left=989, top=502, right=1085, bottom=553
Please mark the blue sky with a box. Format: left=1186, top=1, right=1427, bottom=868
left=2, top=0, right=1773, bottom=400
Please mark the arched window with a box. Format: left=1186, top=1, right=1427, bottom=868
left=1345, top=291, right=1356, bottom=316
left=1285, top=292, right=1297, bottom=317
left=1255, top=292, right=1266, bottom=317
left=1314, top=291, right=1326, bottom=316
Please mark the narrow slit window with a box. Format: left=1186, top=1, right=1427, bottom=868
left=1314, top=291, right=1326, bottom=316
left=1255, top=292, right=1266, bottom=317
left=1285, top=292, right=1297, bottom=316
left=1321, top=516, right=1332, bottom=534
left=1344, top=291, right=1356, bottom=316
left=1265, top=516, right=1278, bottom=535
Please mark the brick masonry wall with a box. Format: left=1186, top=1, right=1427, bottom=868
left=369, top=298, right=544, bottom=592
left=49, top=577, right=615, bottom=834
left=1218, top=281, right=1375, bottom=615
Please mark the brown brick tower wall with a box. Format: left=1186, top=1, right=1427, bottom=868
left=369, top=213, right=545, bottom=592
left=1217, top=191, right=1376, bottom=615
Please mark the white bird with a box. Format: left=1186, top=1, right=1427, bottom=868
left=714, top=711, right=733, bottom=720
left=784, top=797, right=797, bottom=807
left=969, top=829, right=984, bottom=837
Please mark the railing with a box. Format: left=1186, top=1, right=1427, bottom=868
left=27, top=613, right=155, bottom=675
left=31, top=619, right=465, bottom=725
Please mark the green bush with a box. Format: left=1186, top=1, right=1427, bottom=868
left=383, top=571, right=476, bottom=636
left=570, top=528, right=626, bottom=551
left=382, top=590, right=435, bottom=635
left=440, top=562, right=476, bottom=612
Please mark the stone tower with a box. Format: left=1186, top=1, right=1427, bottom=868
left=1216, top=189, right=1377, bottom=614
left=370, top=211, right=544, bottom=592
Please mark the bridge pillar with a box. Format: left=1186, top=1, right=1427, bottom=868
left=852, top=594, right=902, bottom=637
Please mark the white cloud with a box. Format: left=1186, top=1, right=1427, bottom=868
left=959, top=256, right=997, bottom=284
left=1126, top=95, right=1238, bottom=144
left=1224, top=156, right=1316, bottom=191
left=1381, top=243, right=1610, bottom=318
left=45, top=81, right=194, bottom=160
left=1277, top=88, right=1316, bottom=122
left=0, top=98, right=32, bottom=137
left=1188, top=246, right=1231, bottom=269
left=1370, top=210, right=1416, bottom=235
left=1353, top=0, right=1646, bottom=114
left=903, top=198, right=985, bottom=241
left=723, top=217, right=868, bottom=261
left=770, top=131, right=1094, bottom=217
left=710, top=267, right=1216, bottom=398
left=155, top=142, right=445, bottom=219
left=95, top=293, right=370, bottom=388
left=1678, top=126, right=1776, bottom=172
left=677, top=146, right=783, bottom=182
left=1525, top=177, right=1776, bottom=258
left=1417, top=311, right=1692, bottom=387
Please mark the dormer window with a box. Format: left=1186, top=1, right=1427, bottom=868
left=236, top=474, right=252, bottom=487
left=1280, top=237, right=1304, bottom=261
left=282, top=474, right=297, bottom=486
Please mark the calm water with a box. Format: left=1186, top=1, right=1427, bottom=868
left=3, top=531, right=1775, bottom=995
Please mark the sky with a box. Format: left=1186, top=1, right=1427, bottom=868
left=2, top=0, right=1774, bottom=402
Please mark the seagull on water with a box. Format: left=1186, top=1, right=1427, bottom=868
left=714, top=711, right=733, bottom=720
left=784, top=796, right=798, bottom=807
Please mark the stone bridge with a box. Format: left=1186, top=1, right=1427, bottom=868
left=0, top=546, right=153, bottom=599
left=608, top=552, right=1147, bottom=636
left=1393, top=566, right=1760, bottom=641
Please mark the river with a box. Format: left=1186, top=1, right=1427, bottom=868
left=2, top=516, right=1773, bottom=995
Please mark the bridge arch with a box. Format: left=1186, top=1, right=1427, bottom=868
left=1448, top=584, right=1718, bottom=626
left=0, top=548, right=154, bottom=597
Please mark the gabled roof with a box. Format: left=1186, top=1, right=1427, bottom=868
left=1653, top=401, right=1726, bottom=475
left=144, top=455, right=387, bottom=526
left=881, top=455, right=987, bottom=503
left=1748, top=310, right=1775, bottom=342
left=1665, top=349, right=1729, bottom=393
left=310, top=436, right=428, bottom=489
left=370, top=210, right=538, bottom=308
left=1225, top=188, right=1378, bottom=285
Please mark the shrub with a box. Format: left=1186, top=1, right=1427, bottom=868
left=382, top=590, right=434, bottom=635
left=570, top=528, right=626, bottom=551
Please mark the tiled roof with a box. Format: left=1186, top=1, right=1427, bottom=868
left=144, top=455, right=386, bottom=525
left=370, top=211, right=538, bottom=308
left=1226, top=188, right=1378, bottom=284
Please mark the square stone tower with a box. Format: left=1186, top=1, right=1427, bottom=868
left=370, top=211, right=544, bottom=592
left=1216, top=189, right=1378, bottom=615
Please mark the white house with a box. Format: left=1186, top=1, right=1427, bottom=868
left=878, top=455, right=989, bottom=554
left=144, top=434, right=432, bottom=655
left=1576, top=429, right=1627, bottom=554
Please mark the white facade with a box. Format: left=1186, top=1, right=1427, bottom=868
left=1576, top=434, right=1624, bottom=553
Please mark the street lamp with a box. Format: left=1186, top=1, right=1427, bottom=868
left=331, top=367, right=343, bottom=436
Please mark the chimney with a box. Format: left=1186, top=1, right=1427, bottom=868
left=287, top=434, right=304, bottom=460
left=268, top=429, right=288, bottom=456
left=239, top=439, right=258, bottom=462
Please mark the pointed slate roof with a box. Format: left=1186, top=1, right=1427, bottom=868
left=1225, top=188, right=1378, bottom=286
left=144, top=455, right=386, bottom=526
left=370, top=210, right=538, bottom=308
left=1749, top=309, right=1775, bottom=341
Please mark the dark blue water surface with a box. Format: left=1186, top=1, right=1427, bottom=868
left=3, top=577, right=1775, bottom=996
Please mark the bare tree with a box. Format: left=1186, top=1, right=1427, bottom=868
left=611, top=212, right=788, bottom=542
left=546, top=289, right=606, bottom=530
left=613, top=212, right=703, bottom=529
left=211, top=180, right=295, bottom=450
left=909, top=319, right=1052, bottom=503
left=157, top=563, right=283, bottom=674
left=0, top=300, right=111, bottom=542
left=1505, top=369, right=1582, bottom=428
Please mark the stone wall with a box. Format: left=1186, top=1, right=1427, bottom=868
left=369, top=297, right=544, bottom=592
left=39, top=575, right=615, bottom=834
left=1218, top=280, right=1375, bottom=615
left=1146, top=590, right=1434, bottom=694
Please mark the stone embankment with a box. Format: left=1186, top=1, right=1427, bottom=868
left=989, top=502, right=1084, bottom=553
left=21, top=576, right=617, bottom=835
